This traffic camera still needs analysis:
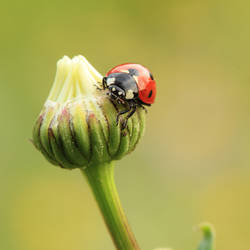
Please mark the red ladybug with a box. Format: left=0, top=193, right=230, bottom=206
left=102, top=63, right=156, bottom=128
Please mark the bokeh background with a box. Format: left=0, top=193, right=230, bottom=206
left=1, top=0, right=250, bottom=249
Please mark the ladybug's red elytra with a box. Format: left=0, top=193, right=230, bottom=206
left=102, top=63, right=156, bottom=129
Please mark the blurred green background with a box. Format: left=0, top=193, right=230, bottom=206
left=1, top=0, right=250, bottom=249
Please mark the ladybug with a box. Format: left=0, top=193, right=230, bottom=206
left=102, top=63, right=156, bottom=129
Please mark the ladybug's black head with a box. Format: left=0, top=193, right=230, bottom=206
left=107, top=84, right=126, bottom=100
left=104, top=72, right=138, bottom=100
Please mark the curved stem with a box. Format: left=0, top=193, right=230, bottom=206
left=81, top=162, right=140, bottom=250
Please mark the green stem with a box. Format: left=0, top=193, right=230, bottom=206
left=81, top=162, right=140, bottom=250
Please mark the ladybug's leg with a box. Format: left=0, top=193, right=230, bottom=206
left=94, top=83, right=103, bottom=91
left=94, top=77, right=106, bottom=91
left=137, top=102, right=148, bottom=113
left=102, top=77, right=108, bottom=89
left=116, top=106, right=131, bottom=125
left=93, top=83, right=103, bottom=91
left=121, top=102, right=137, bottom=130
left=140, top=104, right=147, bottom=113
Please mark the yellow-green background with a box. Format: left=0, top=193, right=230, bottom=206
left=1, top=0, right=250, bottom=249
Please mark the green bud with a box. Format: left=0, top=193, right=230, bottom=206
left=197, top=223, right=215, bottom=250
left=32, top=55, right=146, bottom=169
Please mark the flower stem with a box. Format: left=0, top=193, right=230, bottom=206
left=81, top=162, right=140, bottom=250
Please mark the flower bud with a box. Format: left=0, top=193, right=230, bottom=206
left=32, top=55, right=146, bottom=169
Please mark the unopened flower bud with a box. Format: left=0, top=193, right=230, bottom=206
left=32, top=55, right=146, bottom=169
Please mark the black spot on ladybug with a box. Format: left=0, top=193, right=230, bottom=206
left=128, top=68, right=139, bottom=76
left=148, top=90, right=153, bottom=98
left=149, top=72, right=154, bottom=80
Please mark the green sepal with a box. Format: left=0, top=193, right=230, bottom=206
left=38, top=106, right=58, bottom=163
left=101, top=98, right=121, bottom=157
left=58, top=105, right=88, bottom=166
left=48, top=126, right=79, bottom=169
left=88, top=113, right=111, bottom=165
left=32, top=112, right=58, bottom=166
left=71, top=103, right=90, bottom=161
left=114, top=126, right=130, bottom=160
